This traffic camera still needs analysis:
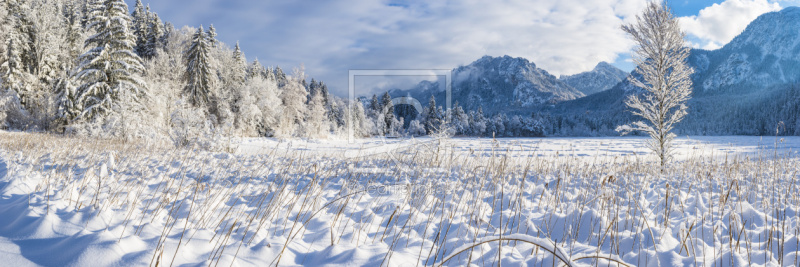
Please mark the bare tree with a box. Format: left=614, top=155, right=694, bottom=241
left=616, top=1, right=693, bottom=170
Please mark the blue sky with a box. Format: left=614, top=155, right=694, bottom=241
left=124, top=0, right=797, bottom=96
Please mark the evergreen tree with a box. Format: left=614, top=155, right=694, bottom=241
left=183, top=26, right=213, bottom=106
left=54, top=78, right=78, bottom=127
left=207, top=24, right=217, bottom=47
left=349, top=100, right=368, bottom=137
left=247, top=58, right=264, bottom=80
left=130, top=0, right=147, bottom=56
left=273, top=66, right=287, bottom=87
left=231, top=42, right=247, bottom=84
left=381, top=92, right=394, bottom=134
left=308, top=78, right=318, bottom=97
left=1, top=38, right=28, bottom=102
left=64, top=0, right=84, bottom=66
left=450, top=101, right=469, bottom=135
left=142, top=12, right=164, bottom=59
left=423, top=95, right=442, bottom=134
left=277, top=68, right=309, bottom=136
left=307, top=90, right=328, bottom=137
left=5, top=0, right=37, bottom=75
left=74, top=0, right=146, bottom=120
left=370, top=94, right=380, bottom=112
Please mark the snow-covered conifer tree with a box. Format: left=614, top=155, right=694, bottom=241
left=183, top=26, right=213, bottom=106
left=142, top=12, right=163, bottom=59
left=468, top=107, right=486, bottom=136
left=247, top=58, right=265, bottom=80
left=450, top=102, right=469, bottom=135
left=277, top=68, right=308, bottom=136
left=348, top=100, right=372, bottom=137
left=423, top=95, right=443, bottom=134
left=207, top=24, right=217, bottom=47
left=273, top=66, right=287, bottom=87
left=231, top=42, right=247, bottom=84
left=307, top=90, right=329, bottom=137
left=130, top=0, right=147, bottom=56
left=74, top=0, right=146, bottom=120
left=381, top=92, right=394, bottom=135
left=1, top=37, right=29, bottom=104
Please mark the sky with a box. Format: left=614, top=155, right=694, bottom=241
left=125, top=0, right=799, bottom=96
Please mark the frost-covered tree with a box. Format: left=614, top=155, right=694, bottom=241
left=277, top=68, right=308, bottom=136
left=142, top=12, right=163, bottom=59
left=63, top=0, right=84, bottom=67
left=74, top=0, right=146, bottom=120
left=616, top=1, right=693, bottom=169
left=423, top=95, right=443, bottom=134
left=207, top=24, right=217, bottom=47
left=381, top=92, right=394, bottom=134
left=348, top=100, right=369, bottom=138
left=130, top=0, right=147, bottom=56
left=247, top=58, right=264, bottom=80
left=183, top=26, right=213, bottom=106
left=231, top=42, right=246, bottom=84
left=408, top=120, right=426, bottom=136
left=273, top=66, right=287, bottom=87
left=234, top=75, right=280, bottom=136
left=307, top=90, right=328, bottom=137
left=1, top=37, right=29, bottom=104
left=468, top=107, right=487, bottom=136
left=449, top=102, right=469, bottom=135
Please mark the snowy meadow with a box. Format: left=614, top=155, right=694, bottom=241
left=1, top=131, right=799, bottom=266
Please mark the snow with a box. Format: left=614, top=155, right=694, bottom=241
left=1, top=133, right=800, bottom=266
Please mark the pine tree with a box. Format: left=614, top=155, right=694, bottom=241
left=277, top=69, right=309, bottom=136
left=183, top=26, right=213, bottom=106
left=74, top=0, right=146, bottom=120
left=142, top=12, right=164, bottom=59
left=381, top=92, right=394, bottom=134
left=469, top=106, right=486, bottom=136
left=349, top=100, right=368, bottom=137
left=5, top=0, right=37, bottom=75
left=63, top=0, right=84, bottom=66
left=308, top=78, right=318, bottom=96
left=130, top=0, right=147, bottom=56
left=54, top=77, right=79, bottom=127
left=370, top=94, right=380, bottom=112
left=307, top=90, right=328, bottom=137
left=232, top=42, right=247, bottom=84
left=450, top=101, right=469, bottom=135
left=1, top=37, right=29, bottom=104
left=207, top=24, right=217, bottom=47
left=423, top=95, right=442, bottom=134
left=273, top=66, right=287, bottom=87
left=247, top=58, right=264, bottom=80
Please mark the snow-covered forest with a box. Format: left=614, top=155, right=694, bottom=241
left=3, top=1, right=800, bottom=266
left=0, top=0, right=552, bottom=145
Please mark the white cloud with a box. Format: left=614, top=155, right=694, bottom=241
left=679, top=0, right=780, bottom=49
left=140, top=0, right=652, bottom=96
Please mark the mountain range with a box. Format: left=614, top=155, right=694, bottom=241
left=390, top=6, right=800, bottom=136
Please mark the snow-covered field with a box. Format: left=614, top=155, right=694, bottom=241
left=1, top=131, right=800, bottom=266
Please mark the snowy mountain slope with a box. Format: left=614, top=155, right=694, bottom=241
left=690, top=6, right=800, bottom=94
left=559, top=62, right=628, bottom=96
left=451, top=56, right=584, bottom=112
left=542, top=7, right=800, bottom=136
left=388, top=55, right=589, bottom=114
